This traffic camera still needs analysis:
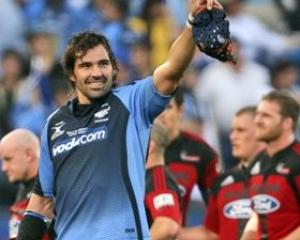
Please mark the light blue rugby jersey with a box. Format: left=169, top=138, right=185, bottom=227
left=34, top=77, right=171, bottom=239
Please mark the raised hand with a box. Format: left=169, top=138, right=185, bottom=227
left=189, top=0, right=223, bottom=15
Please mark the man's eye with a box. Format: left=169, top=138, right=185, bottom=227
left=79, top=64, right=90, bottom=68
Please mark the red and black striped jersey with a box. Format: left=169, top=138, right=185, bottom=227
left=145, top=165, right=182, bottom=226
left=248, top=141, right=300, bottom=239
left=205, top=166, right=251, bottom=240
left=164, top=131, right=219, bottom=225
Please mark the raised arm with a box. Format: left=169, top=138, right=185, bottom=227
left=153, top=0, right=222, bottom=95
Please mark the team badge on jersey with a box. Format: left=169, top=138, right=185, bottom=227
left=94, top=103, right=111, bottom=123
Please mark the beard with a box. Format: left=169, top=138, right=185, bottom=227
left=77, top=75, right=114, bottom=102
left=255, top=124, right=283, bottom=143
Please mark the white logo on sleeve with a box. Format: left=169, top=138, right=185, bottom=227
left=180, top=151, right=200, bottom=162
left=153, top=193, right=175, bottom=209
left=252, top=194, right=280, bottom=214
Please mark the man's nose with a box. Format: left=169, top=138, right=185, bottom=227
left=91, top=65, right=103, bottom=77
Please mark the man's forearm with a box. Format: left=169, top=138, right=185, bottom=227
left=153, top=26, right=196, bottom=95
left=163, top=26, right=196, bottom=80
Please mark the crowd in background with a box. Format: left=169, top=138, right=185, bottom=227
left=0, top=0, right=300, bottom=239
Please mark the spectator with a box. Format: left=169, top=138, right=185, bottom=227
left=271, top=59, right=300, bottom=102
left=10, top=28, right=66, bottom=136
left=195, top=37, right=272, bottom=169
left=129, top=38, right=153, bottom=81
left=0, top=0, right=25, bottom=55
left=275, top=0, right=300, bottom=32
left=140, top=0, right=178, bottom=68
left=0, top=49, right=28, bottom=137
left=223, top=0, right=300, bottom=65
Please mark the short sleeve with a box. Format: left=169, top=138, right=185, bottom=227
left=113, top=77, right=171, bottom=126
left=145, top=190, right=181, bottom=225
left=33, top=121, right=54, bottom=197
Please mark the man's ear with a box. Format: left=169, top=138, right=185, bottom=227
left=283, top=117, right=293, bottom=131
left=25, top=147, right=34, bottom=162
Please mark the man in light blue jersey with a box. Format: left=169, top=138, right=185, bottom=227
left=17, top=1, right=223, bottom=239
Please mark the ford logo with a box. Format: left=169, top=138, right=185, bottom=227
left=223, top=199, right=252, bottom=219
left=252, top=194, right=280, bottom=214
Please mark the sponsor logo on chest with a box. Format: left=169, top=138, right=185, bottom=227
left=223, top=199, right=252, bottom=219
left=252, top=194, right=280, bottom=214
left=52, top=126, right=107, bottom=157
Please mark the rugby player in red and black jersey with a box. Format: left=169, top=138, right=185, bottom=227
left=0, top=129, right=53, bottom=240
left=157, top=89, right=219, bottom=226
left=145, top=123, right=182, bottom=240
left=242, top=91, right=300, bottom=240
left=178, top=106, right=265, bottom=240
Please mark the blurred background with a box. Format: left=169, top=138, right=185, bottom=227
left=0, top=0, right=300, bottom=239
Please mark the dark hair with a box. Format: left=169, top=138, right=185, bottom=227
left=1, top=48, right=29, bottom=78
left=61, top=31, right=119, bottom=88
left=236, top=106, right=257, bottom=117
left=262, top=90, right=300, bottom=131
left=271, top=59, right=296, bottom=80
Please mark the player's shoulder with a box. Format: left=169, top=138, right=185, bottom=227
left=181, top=131, right=213, bottom=148
left=291, top=141, right=300, bottom=157
left=211, top=167, right=243, bottom=192
left=113, top=77, right=153, bottom=93
left=180, top=131, right=217, bottom=155
left=284, top=141, right=300, bottom=172
left=47, top=102, right=70, bottom=121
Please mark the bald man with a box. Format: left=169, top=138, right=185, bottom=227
left=0, top=129, right=42, bottom=239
